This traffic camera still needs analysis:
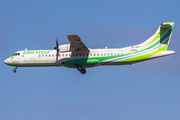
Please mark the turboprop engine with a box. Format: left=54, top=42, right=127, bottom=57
left=58, top=44, right=71, bottom=52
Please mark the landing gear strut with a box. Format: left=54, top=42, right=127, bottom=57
left=74, top=64, right=86, bottom=74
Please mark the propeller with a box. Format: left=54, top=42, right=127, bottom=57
left=54, top=37, right=59, bottom=56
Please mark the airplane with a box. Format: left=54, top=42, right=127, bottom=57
left=4, top=22, right=175, bottom=74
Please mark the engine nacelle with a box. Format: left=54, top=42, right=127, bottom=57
left=58, top=44, right=70, bottom=52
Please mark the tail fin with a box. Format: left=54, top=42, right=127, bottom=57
left=140, top=22, right=175, bottom=50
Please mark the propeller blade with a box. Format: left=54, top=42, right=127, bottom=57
left=56, top=37, right=58, bottom=48
left=54, top=37, right=58, bottom=49
left=56, top=37, right=59, bottom=56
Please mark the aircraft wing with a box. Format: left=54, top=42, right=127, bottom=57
left=67, top=34, right=89, bottom=51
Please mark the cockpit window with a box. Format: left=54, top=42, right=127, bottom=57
left=12, top=53, right=20, bottom=56
left=13, top=53, right=17, bottom=56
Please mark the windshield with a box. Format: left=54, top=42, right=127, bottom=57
left=12, top=53, right=20, bottom=56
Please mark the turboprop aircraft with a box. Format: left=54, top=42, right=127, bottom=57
left=4, top=22, right=175, bottom=74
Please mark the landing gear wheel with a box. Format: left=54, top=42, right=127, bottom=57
left=77, top=66, right=83, bottom=71
left=80, top=69, right=86, bottom=74
left=74, top=64, right=86, bottom=74
left=13, top=69, right=16, bottom=73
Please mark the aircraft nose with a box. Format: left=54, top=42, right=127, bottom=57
left=4, top=59, right=9, bottom=64
left=4, top=59, right=8, bottom=64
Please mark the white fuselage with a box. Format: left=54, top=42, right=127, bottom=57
left=4, top=47, right=132, bottom=67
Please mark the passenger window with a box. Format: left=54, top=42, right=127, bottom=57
left=83, top=54, right=85, bottom=56
left=73, top=54, right=74, bottom=56
left=39, top=54, right=41, bottom=57
left=90, top=54, right=92, bottom=56
left=121, top=53, right=123, bottom=55
left=114, top=53, right=116, bottom=55
left=52, top=54, right=54, bottom=57
left=69, top=54, right=71, bottom=56
left=97, top=53, right=99, bottom=56
left=108, top=53, right=109, bottom=56
left=62, top=54, right=64, bottom=57
left=66, top=54, right=68, bottom=56
left=45, top=54, right=47, bottom=57
left=104, top=53, right=106, bottom=56
left=76, top=54, right=78, bottom=56
left=79, top=54, right=81, bottom=56
left=94, top=54, right=96, bottom=56
left=42, top=54, right=44, bottom=57
left=111, top=53, right=113, bottom=56
left=101, top=53, right=103, bottom=56
left=49, top=54, right=51, bottom=57
left=87, top=54, right=88, bottom=56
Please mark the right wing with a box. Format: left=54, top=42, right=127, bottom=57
left=67, top=34, right=89, bottom=51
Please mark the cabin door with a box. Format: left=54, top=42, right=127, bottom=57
left=126, top=49, right=131, bottom=61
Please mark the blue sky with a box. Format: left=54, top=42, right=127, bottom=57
left=1, top=0, right=180, bottom=120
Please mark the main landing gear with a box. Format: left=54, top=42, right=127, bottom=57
left=13, top=66, right=17, bottom=73
left=74, top=64, right=86, bottom=74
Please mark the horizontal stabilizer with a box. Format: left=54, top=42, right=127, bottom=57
left=147, top=50, right=175, bottom=60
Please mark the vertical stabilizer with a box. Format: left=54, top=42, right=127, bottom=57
left=140, top=22, right=175, bottom=51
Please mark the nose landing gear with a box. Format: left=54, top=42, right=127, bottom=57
left=13, top=66, right=17, bottom=73
left=13, top=69, right=16, bottom=73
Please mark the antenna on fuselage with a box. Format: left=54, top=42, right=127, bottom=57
left=25, top=48, right=27, bottom=51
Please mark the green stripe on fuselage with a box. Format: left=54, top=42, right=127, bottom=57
left=129, top=45, right=168, bottom=62
left=63, top=54, right=126, bottom=68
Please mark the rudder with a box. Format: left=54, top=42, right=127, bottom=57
left=140, top=22, right=175, bottom=51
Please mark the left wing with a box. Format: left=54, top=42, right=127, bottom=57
left=67, top=34, right=89, bottom=51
